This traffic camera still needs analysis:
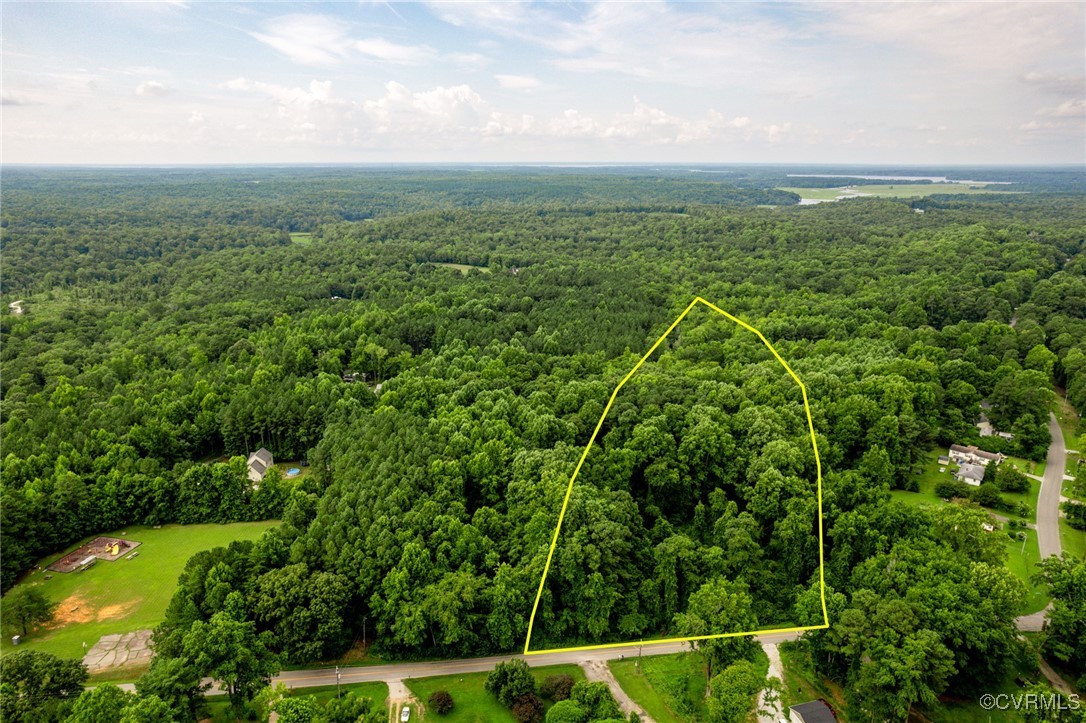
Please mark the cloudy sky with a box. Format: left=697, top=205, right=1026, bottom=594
left=3, top=1, right=1083, bottom=165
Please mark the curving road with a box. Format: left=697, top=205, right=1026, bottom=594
left=1016, top=411, right=1066, bottom=633
left=1036, top=412, right=1066, bottom=560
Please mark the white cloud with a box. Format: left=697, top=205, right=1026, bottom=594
left=1021, top=72, right=1085, bottom=96
left=250, top=15, right=356, bottom=66
left=354, top=38, right=436, bottom=65
left=136, top=81, right=171, bottom=97
left=495, top=74, right=541, bottom=91
left=363, top=81, right=489, bottom=133
left=1037, top=98, right=1086, bottom=118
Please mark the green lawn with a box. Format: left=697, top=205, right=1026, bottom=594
left=608, top=649, right=768, bottom=723
left=1004, top=529, right=1049, bottom=614
left=403, top=664, right=585, bottom=722
left=207, top=682, right=388, bottom=722
left=0, top=521, right=279, bottom=661
left=431, top=262, right=492, bottom=275
left=609, top=652, right=708, bottom=723
left=1060, top=518, right=1086, bottom=560
left=289, top=232, right=313, bottom=244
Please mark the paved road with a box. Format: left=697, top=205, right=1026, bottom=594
left=274, top=632, right=798, bottom=692
left=1036, top=412, right=1066, bottom=560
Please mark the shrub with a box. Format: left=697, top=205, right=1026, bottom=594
left=996, top=465, right=1030, bottom=493
left=540, top=674, right=575, bottom=701
left=486, top=659, right=536, bottom=708
left=428, top=690, right=454, bottom=715
left=511, top=693, right=544, bottom=723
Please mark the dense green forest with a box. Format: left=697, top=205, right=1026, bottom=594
left=2, top=167, right=1085, bottom=721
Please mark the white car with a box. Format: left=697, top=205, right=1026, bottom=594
left=400, top=705, right=411, bottom=722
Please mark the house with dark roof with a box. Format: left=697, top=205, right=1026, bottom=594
left=790, top=699, right=836, bottom=723
left=247, top=447, right=274, bottom=484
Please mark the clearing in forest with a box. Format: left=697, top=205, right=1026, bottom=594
left=0, top=521, right=278, bottom=661
left=524, top=297, right=827, bottom=655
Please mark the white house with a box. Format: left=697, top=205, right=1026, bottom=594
left=247, top=447, right=274, bottom=484
left=949, top=444, right=1004, bottom=467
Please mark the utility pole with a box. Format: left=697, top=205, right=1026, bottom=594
left=638, top=639, right=642, bottom=671
left=336, top=665, right=341, bottom=699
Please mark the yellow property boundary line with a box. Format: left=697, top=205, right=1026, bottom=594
left=524, top=297, right=828, bottom=655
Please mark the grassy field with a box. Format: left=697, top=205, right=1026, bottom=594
left=608, top=649, right=768, bottom=722
left=609, top=652, right=708, bottom=723
left=778, top=183, right=1020, bottom=203
left=403, top=664, right=585, bottom=722
left=1004, top=529, right=1049, bottom=614
left=431, top=262, right=492, bottom=274
left=289, top=232, right=313, bottom=244
left=778, top=642, right=848, bottom=715
left=1061, top=518, right=1086, bottom=560
left=0, top=522, right=278, bottom=660
left=207, top=682, right=388, bottom=722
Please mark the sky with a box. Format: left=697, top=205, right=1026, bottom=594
left=2, top=1, right=1084, bottom=165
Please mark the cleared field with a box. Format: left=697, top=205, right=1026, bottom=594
left=403, top=664, right=585, bottom=722
left=0, top=521, right=278, bottom=661
left=609, top=652, right=709, bottom=723
left=779, top=183, right=1021, bottom=202
left=289, top=232, right=313, bottom=244
left=431, top=262, right=492, bottom=274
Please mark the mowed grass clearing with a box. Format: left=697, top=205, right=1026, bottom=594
left=289, top=232, right=314, bottom=244
left=779, top=183, right=1021, bottom=202
left=0, top=521, right=278, bottom=661
left=403, top=664, right=584, bottom=722
left=431, top=262, right=492, bottom=275
left=609, top=648, right=768, bottom=723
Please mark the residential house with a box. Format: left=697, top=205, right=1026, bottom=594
left=955, top=462, right=986, bottom=486
left=949, top=444, right=1005, bottom=466
left=247, top=447, right=274, bottom=484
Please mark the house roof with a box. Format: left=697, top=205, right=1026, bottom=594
left=247, top=448, right=273, bottom=480
left=949, top=444, right=1002, bottom=461
left=958, top=463, right=985, bottom=482
left=790, top=700, right=836, bottom=723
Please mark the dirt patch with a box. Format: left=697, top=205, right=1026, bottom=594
left=49, top=594, right=141, bottom=628
left=97, top=599, right=140, bottom=621
left=51, top=594, right=96, bottom=626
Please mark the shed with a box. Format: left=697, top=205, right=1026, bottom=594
left=791, top=700, right=837, bottom=723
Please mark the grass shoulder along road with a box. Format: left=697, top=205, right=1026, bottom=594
left=403, top=664, right=585, bottom=722
left=608, top=648, right=768, bottom=723
left=206, top=682, right=388, bottom=723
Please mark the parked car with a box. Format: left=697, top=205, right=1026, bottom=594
left=400, top=705, right=411, bottom=722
